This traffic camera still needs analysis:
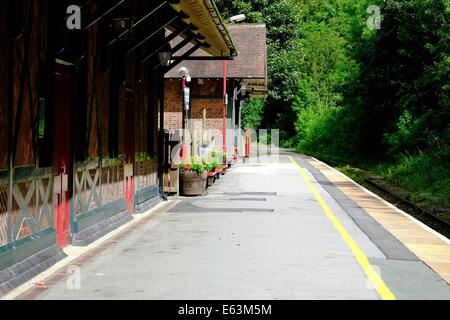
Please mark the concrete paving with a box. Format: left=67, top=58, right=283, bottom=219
left=24, top=153, right=450, bottom=300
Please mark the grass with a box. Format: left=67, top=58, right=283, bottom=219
left=297, top=147, right=450, bottom=213
left=336, top=165, right=365, bottom=185
left=372, top=151, right=450, bottom=210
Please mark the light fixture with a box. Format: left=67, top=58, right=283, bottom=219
left=178, top=66, right=190, bottom=77
left=158, top=51, right=172, bottom=67
left=240, top=86, right=247, bottom=97
left=229, top=14, right=246, bottom=24
left=112, top=17, right=131, bottom=33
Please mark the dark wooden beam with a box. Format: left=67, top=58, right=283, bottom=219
left=83, top=0, right=127, bottom=31
left=124, top=15, right=178, bottom=54
left=109, top=1, right=170, bottom=47
left=140, top=27, right=188, bottom=64
left=176, top=56, right=234, bottom=61
left=161, top=42, right=202, bottom=73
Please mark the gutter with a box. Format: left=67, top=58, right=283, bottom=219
left=203, top=0, right=237, bottom=57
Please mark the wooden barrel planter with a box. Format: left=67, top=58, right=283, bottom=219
left=180, top=171, right=208, bottom=196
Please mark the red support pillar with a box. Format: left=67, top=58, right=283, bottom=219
left=223, top=61, right=227, bottom=163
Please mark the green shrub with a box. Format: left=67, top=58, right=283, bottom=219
left=241, top=99, right=265, bottom=130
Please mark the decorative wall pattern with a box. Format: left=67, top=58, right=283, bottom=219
left=134, top=159, right=158, bottom=191
left=74, top=165, right=102, bottom=215
left=74, top=161, right=126, bottom=216
left=10, top=170, right=53, bottom=242
left=101, top=163, right=125, bottom=206
left=0, top=184, right=8, bottom=246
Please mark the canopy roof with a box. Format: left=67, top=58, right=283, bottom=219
left=169, top=0, right=236, bottom=57
left=165, top=23, right=267, bottom=97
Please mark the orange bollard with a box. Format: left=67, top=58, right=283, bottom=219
left=245, top=135, right=250, bottom=158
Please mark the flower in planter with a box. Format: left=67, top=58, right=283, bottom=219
left=204, top=161, right=214, bottom=174
left=190, top=163, right=206, bottom=174
left=179, top=158, right=207, bottom=174
left=179, top=163, right=191, bottom=172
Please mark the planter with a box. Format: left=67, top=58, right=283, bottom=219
left=179, top=171, right=208, bottom=196
left=214, top=167, right=222, bottom=180
left=221, top=165, right=228, bottom=175
left=207, top=172, right=216, bottom=187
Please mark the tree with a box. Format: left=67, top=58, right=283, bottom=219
left=241, top=99, right=265, bottom=130
left=216, top=0, right=303, bottom=135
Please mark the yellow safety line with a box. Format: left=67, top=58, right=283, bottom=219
left=288, top=156, right=396, bottom=300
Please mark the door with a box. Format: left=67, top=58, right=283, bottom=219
left=53, top=61, right=73, bottom=247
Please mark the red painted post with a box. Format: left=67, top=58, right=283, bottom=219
left=56, top=192, right=63, bottom=246
left=181, top=77, right=187, bottom=161
left=124, top=89, right=135, bottom=213
left=245, top=129, right=250, bottom=158
left=54, top=63, right=72, bottom=247
left=223, top=61, right=227, bottom=163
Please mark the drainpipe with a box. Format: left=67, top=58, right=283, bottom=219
left=204, top=0, right=235, bottom=54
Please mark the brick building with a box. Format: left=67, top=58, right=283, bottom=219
left=164, top=23, right=267, bottom=161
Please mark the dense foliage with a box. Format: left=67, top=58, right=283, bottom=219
left=241, top=98, right=265, bottom=130
left=217, top=0, right=450, bottom=206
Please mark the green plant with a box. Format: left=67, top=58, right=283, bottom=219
left=179, top=163, right=189, bottom=171
left=203, top=157, right=221, bottom=172
left=110, top=155, right=124, bottom=167
left=190, top=163, right=206, bottom=174
left=209, top=150, right=217, bottom=158
left=179, top=157, right=207, bottom=174
left=135, top=152, right=152, bottom=162
left=209, top=158, right=220, bottom=170
left=208, top=150, right=227, bottom=164
left=214, top=152, right=227, bottom=164
left=203, top=161, right=214, bottom=173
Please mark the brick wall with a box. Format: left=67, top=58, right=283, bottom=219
left=164, top=79, right=183, bottom=131
left=165, top=24, right=267, bottom=80
left=164, top=79, right=225, bottom=152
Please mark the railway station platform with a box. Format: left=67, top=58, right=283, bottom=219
left=5, top=151, right=450, bottom=300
